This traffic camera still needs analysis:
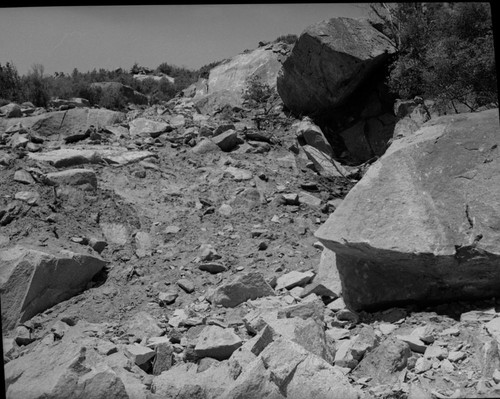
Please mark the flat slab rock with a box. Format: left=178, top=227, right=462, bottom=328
left=28, top=147, right=156, bottom=168
left=315, top=109, right=500, bottom=311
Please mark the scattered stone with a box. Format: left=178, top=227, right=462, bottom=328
left=99, top=222, right=129, bottom=245
left=45, top=168, right=97, bottom=188
left=441, top=358, right=454, bottom=373
left=13, top=170, right=35, bottom=185
left=326, top=327, right=350, bottom=342
left=275, top=270, right=315, bottom=291
left=218, top=204, right=233, bottom=216
left=448, top=350, right=466, bottom=362
left=257, top=241, right=268, bottom=251
left=415, top=357, right=433, bottom=374
left=379, top=323, right=398, bottom=335
left=129, top=117, right=170, bottom=138
left=14, top=325, right=35, bottom=346
left=88, top=237, right=107, bottom=254
left=14, top=190, right=40, bottom=205
left=424, top=345, right=448, bottom=360
left=159, top=291, right=178, bottom=306
left=134, top=231, right=153, bottom=258
left=177, top=278, right=195, bottom=293
left=440, top=326, right=460, bottom=337
left=164, top=225, right=181, bottom=234
left=352, top=337, right=411, bottom=385
left=191, top=138, right=221, bottom=154
left=199, top=262, right=227, bottom=274
left=335, top=339, right=358, bottom=369
left=396, top=335, right=427, bottom=354
left=96, top=341, right=118, bottom=356
left=123, top=311, right=163, bottom=340
left=485, top=318, right=500, bottom=345
left=212, top=129, right=240, bottom=152
left=152, top=342, right=174, bottom=375
left=210, top=272, right=275, bottom=308
left=493, top=369, right=500, bottom=384
left=224, top=166, right=253, bottom=181
left=337, top=309, right=359, bottom=324
left=298, top=191, right=322, bottom=208
left=168, top=309, right=189, bottom=328
left=125, top=343, right=156, bottom=366
left=282, top=193, right=300, bottom=205
left=194, top=325, right=243, bottom=360
left=300, top=282, right=337, bottom=299
left=412, top=325, right=435, bottom=344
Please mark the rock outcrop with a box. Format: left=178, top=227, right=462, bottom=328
left=0, top=245, right=107, bottom=331
left=315, top=109, right=500, bottom=310
left=277, top=17, right=395, bottom=116
left=191, top=42, right=291, bottom=114
left=0, top=108, right=125, bottom=143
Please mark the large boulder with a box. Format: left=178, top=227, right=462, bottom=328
left=277, top=17, right=395, bottom=116
left=0, top=245, right=107, bottom=331
left=315, top=109, right=500, bottom=311
left=192, top=42, right=291, bottom=113
left=0, top=108, right=125, bottom=142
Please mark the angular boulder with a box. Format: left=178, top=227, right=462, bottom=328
left=0, top=245, right=107, bottom=331
left=129, top=118, right=170, bottom=138
left=194, top=325, right=243, bottom=360
left=277, top=17, right=395, bottom=115
left=315, top=109, right=500, bottom=311
left=209, top=272, right=275, bottom=307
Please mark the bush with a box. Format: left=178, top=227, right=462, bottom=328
left=274, top=34, right=298, bottom=45
left=373, top=2, right=497, bottom=110
left=97, top=86, right=127, bottom=111
left=0, top=62, right=23, bottom=103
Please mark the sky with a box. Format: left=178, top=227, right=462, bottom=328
left=0, top=4, right=371, bottom=76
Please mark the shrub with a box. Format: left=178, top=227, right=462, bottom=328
left=274, top=34, right=298, bottom=45
left=372, top=2, right=497, bottom=110
left=0, top=62, right=23, bottom=103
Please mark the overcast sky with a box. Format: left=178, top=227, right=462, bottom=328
left=0, top=4, right=371, bottom=76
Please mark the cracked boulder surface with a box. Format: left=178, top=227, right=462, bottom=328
left=315, top=109, right=500, bottom=311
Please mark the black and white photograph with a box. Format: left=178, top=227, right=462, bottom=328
left=0, top=3, right=499, bottom=398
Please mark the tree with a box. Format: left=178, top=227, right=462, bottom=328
left=371, top=2, right=497, bottom=110
left=0, top=62, right=23, bottom=103
left=22, top=63, right=50, bottom=107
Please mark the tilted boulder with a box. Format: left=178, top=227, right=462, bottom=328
left=315, top=109, right=500, bottom=310
left=0, top=245, right=107, bottom=331
left=277, top=17, right=395, bottom=116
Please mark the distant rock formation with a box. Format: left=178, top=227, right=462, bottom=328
left=188, top=42, right=292, bottom=114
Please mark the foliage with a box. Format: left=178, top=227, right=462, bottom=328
left=0, top=62, right=23, bottom=103
left=22, top=64, right=51, bottom=107
left=242, top=75, right=276, bottom=108
left=273, top=34, right=298, bottom=45
left=371, top=2, right=497, bottom=110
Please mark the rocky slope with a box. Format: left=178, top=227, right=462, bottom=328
left=2, top=15, right=500, bottom=399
